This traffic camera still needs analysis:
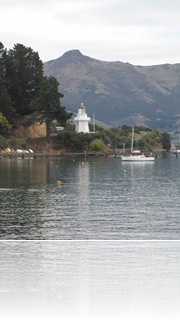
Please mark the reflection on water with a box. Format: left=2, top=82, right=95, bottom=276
left=75, top=161, right=90, bottom=236
left=0, top=241, right=180, bottom=320
left=1, top=156, right=180, bottom=239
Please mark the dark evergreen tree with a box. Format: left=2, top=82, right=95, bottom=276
left=3, top=43, right=43, bottom=116
left=0, top=42, right=15, bottom=123
left=31, top=76, right=72, bottom=139
left=161, top=131, right=171, bottom=150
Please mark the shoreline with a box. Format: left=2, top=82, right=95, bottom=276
left=0, top=148, right=169, bottom=159
left=0, top=151, right=110, bottom=158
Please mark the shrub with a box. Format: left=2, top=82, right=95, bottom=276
left=0, top=135, right=8, bottom=149
left=89, top=139, right=101, bottom=151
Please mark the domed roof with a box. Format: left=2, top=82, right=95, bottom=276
left=79, top=102, right=85, bottom=109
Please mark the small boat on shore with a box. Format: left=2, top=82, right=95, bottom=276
left=121, top=127, right=155, bottom=162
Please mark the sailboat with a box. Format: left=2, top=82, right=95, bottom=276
left=121, top=127, right=155, bottom=162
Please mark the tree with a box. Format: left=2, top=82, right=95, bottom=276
left=0, top=42, right=71, bottom=139
left=0, top=42, right=15, bottom=122
left=0, top=112, right=12, bottom=135
left=32, top=76, right=72, bottom=139
left=3, top=43, right=43, bottom=116
left=138, top=131, right=160, bottom=150
left=161, top=131, right=171, bottom=150
left=0, top=42, right=4, bottom=82
left=112, top=134, right=131, bottom=149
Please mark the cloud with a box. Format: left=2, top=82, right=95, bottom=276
left=0, top=0, right=180, bottom=65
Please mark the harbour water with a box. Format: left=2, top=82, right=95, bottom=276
left=0, top=240, right=180, bottom=320
left=1, top=156, right=180, bottom=319
left=0, top=155, right=180, bottom=239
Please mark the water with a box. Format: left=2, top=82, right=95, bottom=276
left=0, top=155, right=180, bottom=239
left=0, top=240, right=180, bottom=320
left=1, top=157, right=179, bottom=320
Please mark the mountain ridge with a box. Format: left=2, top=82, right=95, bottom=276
left=44, top=50, right=180, bottom=130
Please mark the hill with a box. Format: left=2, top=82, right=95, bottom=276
left=44, top=50, right=180, bottom=130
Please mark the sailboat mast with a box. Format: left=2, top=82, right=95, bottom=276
left=93, top=113, right=95, bottom=132
left=131, top=126, right=134, bottom=153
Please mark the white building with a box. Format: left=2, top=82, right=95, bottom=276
left=74, top=103, right=90, bottom=133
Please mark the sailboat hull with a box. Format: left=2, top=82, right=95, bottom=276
left=121, top=155, right=155, bottom=161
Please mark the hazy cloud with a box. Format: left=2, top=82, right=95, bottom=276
left=0, top=0, right=180, bottom=65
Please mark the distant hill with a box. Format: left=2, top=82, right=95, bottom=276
left=44, top=50, right=180, bottom=130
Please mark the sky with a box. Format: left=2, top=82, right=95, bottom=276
left=1, top=0, right=180, bottom=66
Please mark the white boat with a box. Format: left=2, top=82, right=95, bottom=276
left=170, top=144, right=177, bottom=153
left=121, top=127, right=155, bottom=162
left=121, top=150, right=155, bottom=161
left=170, top=145, right=180, bottom=154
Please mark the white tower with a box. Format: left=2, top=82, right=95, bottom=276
left=74, top=103, right=90, bottom=133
